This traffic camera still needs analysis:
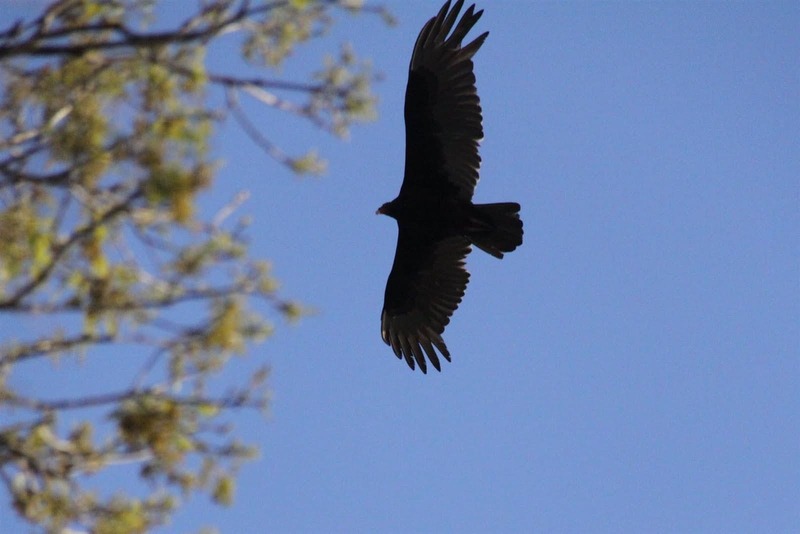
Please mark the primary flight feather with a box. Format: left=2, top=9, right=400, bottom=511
left=377, top=0, right=523, bottom=373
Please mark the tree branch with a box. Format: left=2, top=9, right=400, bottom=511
left=0, top=333, right=114, bottom=365
left=0, top=1, right=288, bottom=60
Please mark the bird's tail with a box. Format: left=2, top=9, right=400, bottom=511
left=469, top=202, right=523, bottom=259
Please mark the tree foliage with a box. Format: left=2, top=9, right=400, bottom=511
left=0, top=0, right=386, bottom=531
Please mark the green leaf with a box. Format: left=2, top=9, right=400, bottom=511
left=212, top=476, right=234, bottom=507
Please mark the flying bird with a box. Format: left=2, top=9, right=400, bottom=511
left=377, top=0, right=524, bottom=373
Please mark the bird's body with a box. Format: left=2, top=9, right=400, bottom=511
left=379, top=194, right=467, bottom=236
left=378, top=0, right=523, bottom=373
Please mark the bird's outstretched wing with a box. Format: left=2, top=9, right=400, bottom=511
left=403, top=0, right=488, bottom=201
left=381, top=232, right=471, bottom=373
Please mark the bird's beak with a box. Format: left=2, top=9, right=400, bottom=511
left=375, top=206, right=383, bottom=215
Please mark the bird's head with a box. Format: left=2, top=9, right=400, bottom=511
left=376, top=200, right=396, bottom=218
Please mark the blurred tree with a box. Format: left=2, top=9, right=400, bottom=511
left=0, top=0, right=388, bottom=531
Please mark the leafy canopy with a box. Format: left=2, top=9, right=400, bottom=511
left=0, top=0, right=389, bottom=531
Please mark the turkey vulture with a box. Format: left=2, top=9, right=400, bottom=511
left=377, top=0, right=523, bottom=373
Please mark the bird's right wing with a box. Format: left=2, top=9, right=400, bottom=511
left=402, top=0, right=488, bottom=201
left=381, top=230, right=471, bottom=373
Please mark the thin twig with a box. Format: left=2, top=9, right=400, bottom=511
left=225, top=89, right=292, bottom=166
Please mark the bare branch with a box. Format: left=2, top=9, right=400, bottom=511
left=212, top=190, right=251, bottom=229
left=208, top=72, right=333, bottom=95
left=1, top=388, right=147, bottom=412
left=0, top=333, right=114, bottom=365
left=225, top=88, right=294, bottom=167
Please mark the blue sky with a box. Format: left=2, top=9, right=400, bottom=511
left=1, top=1, right=798, bottom=533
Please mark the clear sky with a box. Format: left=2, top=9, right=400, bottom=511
left=1, top=1, right=798, bottom=533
